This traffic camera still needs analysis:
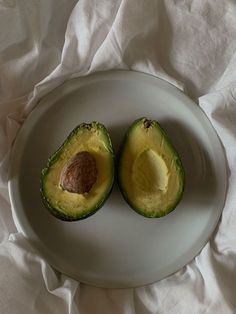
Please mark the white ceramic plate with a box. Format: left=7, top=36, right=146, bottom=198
left=9, top=71, right=227, bottom=288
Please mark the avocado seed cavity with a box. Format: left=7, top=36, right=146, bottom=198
left=132, top=149, right=169, bottom=195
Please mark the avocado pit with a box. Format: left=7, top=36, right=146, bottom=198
left=60, top=151, right=97, bottom=194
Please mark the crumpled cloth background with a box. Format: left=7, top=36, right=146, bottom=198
left=1, top=0, right=236, bottom=313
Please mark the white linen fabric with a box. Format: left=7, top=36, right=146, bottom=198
left=1, top=0, right=236, bottom=313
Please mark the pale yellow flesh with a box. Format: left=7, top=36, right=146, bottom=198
left=132, top=149, right=169, bottom=195
left=120, top=123, right=181, bottom=213
left=44, top=128, right=112, bottom=216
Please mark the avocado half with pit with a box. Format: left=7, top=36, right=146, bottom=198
left=118, top=118, right=185, bottom=218
left=41, top=122, right=114, bottom=221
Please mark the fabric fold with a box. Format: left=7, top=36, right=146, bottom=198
left=1, top=0, right=236, bottom=313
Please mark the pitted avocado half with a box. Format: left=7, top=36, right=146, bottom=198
left=41, top=122, right=114, bottom=221
left=118, top=118, right=185, bottom=218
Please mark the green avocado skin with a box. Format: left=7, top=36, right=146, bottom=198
left=40, top=122, right=114, bottom=221
left=41, top=185, right=114, bottom=221
left=118, top=117, right=185, bottom=218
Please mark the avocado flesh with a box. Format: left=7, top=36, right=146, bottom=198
left=118, top=118, right=184, bottom=218
left=41, top=122, right=114, bottom=221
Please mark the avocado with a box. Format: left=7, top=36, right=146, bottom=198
left=118, top=118, right=184, bottom=218
left=41, top=122, right=114, bottom=221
